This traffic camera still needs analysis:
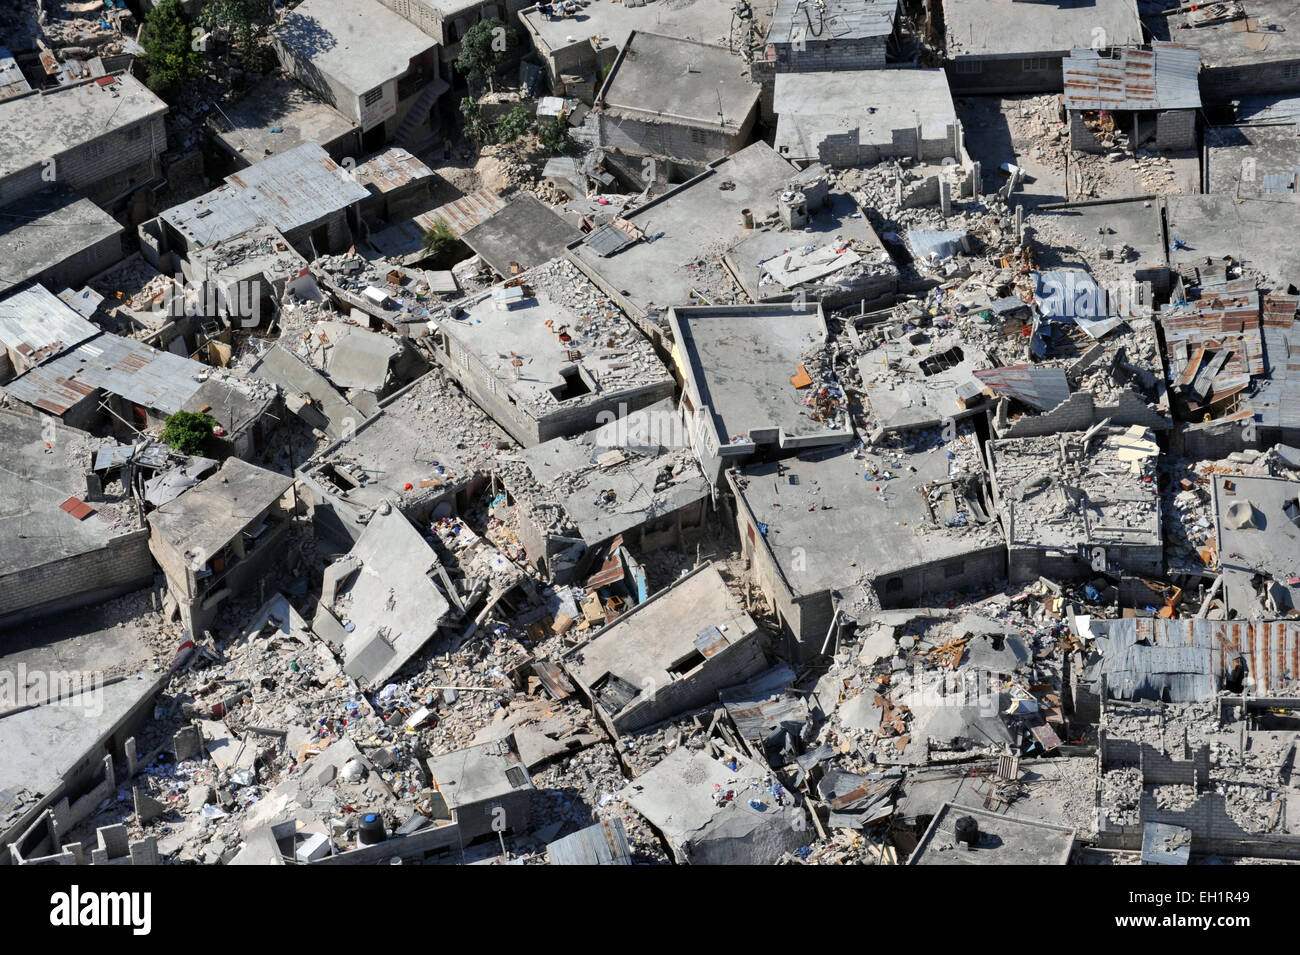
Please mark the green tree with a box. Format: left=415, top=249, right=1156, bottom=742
left=455, top=18, right=518, bottom=93
left=141, top=0, right=204, bottom=93
left=161, top=410, right=218, bottom=455
left=421, top=219, right=471, bottom=267
left=494, top=105, right=533, bottom=144
left=198, top=0, right=275, bottom=74
left=460, top=96, right=492, bottom=145
left=537, top=117, right=572, bottom=156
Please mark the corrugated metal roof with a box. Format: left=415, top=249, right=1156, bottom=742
left=420, top=187, right=507, bottom=237
left=4, top=332, right=204, bottom=416
left=547, top=818, right=633, bottom=865
left=1063, top=42, right=1201, bottom=112
left=973, top=364, right=1071, bottom=412
left=0, top=47, right=32, bottom=100
left=0, top=284, right=99, bottom=373
left=352, top=148, right=436, bottom=194
left=1160, top=289, right=1266, bottom=399
left=1086, top=617, right=1300, bottom=700
left=164, top=143, right=368, bottom=249
left=767, top=0, right=896, bottom=45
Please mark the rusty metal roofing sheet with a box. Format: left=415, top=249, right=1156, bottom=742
left=0, top=47, right=31, bottom=100
left=1088, top=617, right=1300, bottom=699
left=1160, top=289, right=1266, bottom=395
left=0, top=284, right=99, bottom=372
left=352, top=148, right=435, bottom=194
left=4, top=332, right=204, bottom=416
left=1063, top=42, right=1201, bottom=112
left=420, top=187, right=506, bottom=237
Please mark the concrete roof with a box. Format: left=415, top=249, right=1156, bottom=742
left=460, top=194, right=583, bottom=277
left=520, top=0, right=742, bottom=59
left=0, top=603, right=161, bottom=830
left=0, top=186, right=123, bottom=295
left=731, top=434, right=1003, bottom=596
left=597, top=31, right=760, bottom=133
left=564, top=561, right=759, bottom=701
left=620, top=746, right=805, bottom=864
left=426, top=736, right=534, bottom=811
left=858, top=330, right=992, bottom=433
left=1206, top=120, right=1300, bottom=198
left=210, top=75, right=357, bottom=163
left=670, top=303, right=846, bottom=453
left=773, top=69, right=957, bottom=160
left=333, top=507, right=452, bottom=687
left=1145, top=0, right=1300, bottom=70
left=942, top=0, right=1143, bottom=59
left=148, top=458, right=294, bottom=562
left=1212, top=473, right=1300, bottom=613
left=1164, top=193, right=1300, bottom=294
left=248, top=343, right=364, bottom=441
left=0, top=409, right=142, bottom=579
left=988, top=426, right=1162, bottom=552
left=517, top=398, right=709, bottom=545
left=909, top=802, right=1075, bottom=864
left=0, top=73, right=166, bottom=179
left=276, top=0, right=437, bottom=96
left=568, top=143, right=889, bottom=320
left=435, top=259, right=670, bottom=417
left=161, top=143, right=369, bottom=251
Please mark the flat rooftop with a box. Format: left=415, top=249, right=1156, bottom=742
left=564, top=562, right=758, bottom=705
left=0, top=72, right=166, bottom=179
left=1205, top=106, right=1300, bottom=198
left=517, top=398, right=709, bottom=544
left=598, top=31, right=759, bottom=133
left=1164, top=194, right=1300, bottom=294
left=276, top=0, right=437, bottom=95
left=147, top=458, right=294, bottom=562
left=0, top=409, right=143, bottom=579
left=569, top=143, right=885, bottom=320
left=426, top=736, right=532, bottom=810
left=909, top=803, right=1075, bottom=864
left=460, top=194, right=582, bottom=276
left=0, top=600, right=161, bottom=832
left=1212, top=473, right=1300, bottom=610
left=1145, top=0, right=1300, bottom=70
left=671, top=303, right=845, bottom=452
left=162, top=143, right=369, bottom=251
left=0, top=186, right=123, bottom=295
left=774, top=69, right=956, bottom=160
left=520, top=0, right=742, bottom=58
left=302, top=369, right=505, bottom=518
left=187, top=226, right=310, bottom=288
left=942, top=0, right=1143, bottom=59
left=436, top=258, right=669, bottom=417
left=210, top=75, right=357, bottom=163
left=731, top=431, right=1003, bottom=596
left=858, top=330, right=991, bottom=432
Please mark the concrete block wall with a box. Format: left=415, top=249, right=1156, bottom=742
left=2, top=113, right=166, bottom=206
left=33, top=228, right=125, bottom=293
left=1156, top=109, right=1196, bottom=151
left=873, top=544, right=1007, bottom=609
left=598, top=114, right=736, bottom=167
left=1201, top=60, right=1300, bottom=104
left=946, top=56, right=1064, bottom=95
left=0, top=530, right=153, bottom=624
left=607, top=632, right=768, bottom=735
left=1069, top=112, right=1104, bottom=154
left=998, top=390, right=1166, bottom=439
left=755, top=36, right=887, bottom=75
